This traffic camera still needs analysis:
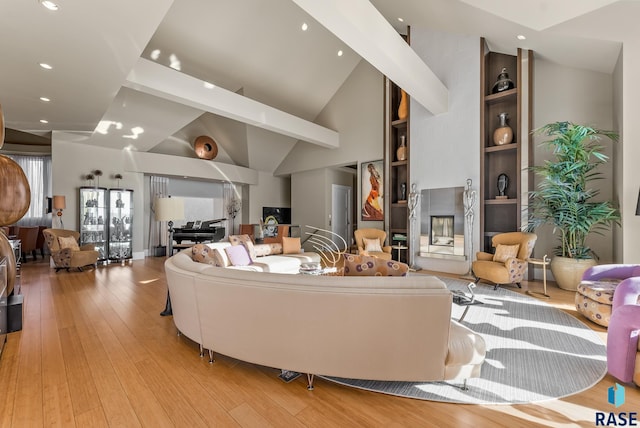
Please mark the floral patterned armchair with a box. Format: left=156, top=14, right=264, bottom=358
left=43, top=228, right=99, bottom=272
left=472, top=232, right=537, bottom=290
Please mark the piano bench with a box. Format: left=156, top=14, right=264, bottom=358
left=172, top=243, right=194, bottom=254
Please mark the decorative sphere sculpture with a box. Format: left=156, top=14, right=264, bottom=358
left=194, top=135, right=218, bottom=160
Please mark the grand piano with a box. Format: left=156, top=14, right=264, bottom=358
left=173, top=218, right=226, bottom=244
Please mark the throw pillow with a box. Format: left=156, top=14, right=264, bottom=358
left=191, top=243, right=217, bottom=265
left=58, top=235, right=80, bottom=251
left=363, top=237, right=383, bottom=252
left=225, top=244, right=252, bottom=266
left=212, top=248, right=228, bottom=267
left=493, top=244, right=520, bottom=263
left=241, top=239, right=257, bottom=261
left=229, top=234, right=252, bottom=246
left=282, top=237, right=301, bottom=254
left=343, top=253, right=408, bottom=276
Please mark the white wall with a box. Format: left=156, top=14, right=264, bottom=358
left=247, top=171, right=291, bottom=225
left=622, top=40, right=640, bottom=263
left=52, top=135, right=146, bottom=259
left=532, top=59, right=615, bottom=265
left=409, top=29, right=481, bottom=273
left=276, top=59, right=384, bottom=240
left=291, top=168, right=326, bottom=250
left=275, top=60, right=384, bottom=178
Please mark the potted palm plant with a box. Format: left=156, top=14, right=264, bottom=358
left=525, top=121, right=620, bottom=290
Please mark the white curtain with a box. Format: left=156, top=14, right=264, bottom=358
left=149, top=175, right=169, bottom=248
left=223, top=182, right=241, bottom=237
left=8, top=155, right=52, bottom=227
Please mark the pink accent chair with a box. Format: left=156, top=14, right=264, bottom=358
left=606, top=269, right=640, bottom=386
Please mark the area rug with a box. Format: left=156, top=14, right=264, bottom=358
left=320, top=277, right=607, bottom=405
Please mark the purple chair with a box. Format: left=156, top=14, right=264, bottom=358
left=607, top=275, right=640, bottom=386
left=576, top=264, right=640, bottom=327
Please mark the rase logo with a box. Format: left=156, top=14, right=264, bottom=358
left=595, top=383, right=637, bottom=426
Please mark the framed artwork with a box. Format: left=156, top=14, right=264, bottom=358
left=361, top=160, right=384, bottom=221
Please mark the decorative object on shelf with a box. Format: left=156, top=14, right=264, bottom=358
left=113, top=173, right=123, bottom=188
left=304, top=225, right=346, bottom=268
left=493, top=112, right=513, bottom=146
left=361, top=160, right=383, bottom=221
left=84, top=173, right=95, bottom=186
left=399, top=182, right=407, bottom=202
left=93, top=169, right=103, bottom=187
left=155, top=196, right=185, bottom=316
left=397, top=89, right=408, bottom=120
left=524, top=122, right=620, bottom=290
left=194, top=135, right=218, bottom=160
left=53, top=195, right=66, bottom=229
left=461, top=179, right=477, bottom=280
left=491, top=67, right=514, bottom=93
left=496, top=173, right=509, bottom=199
left=396, top=135, right=407, bottom=161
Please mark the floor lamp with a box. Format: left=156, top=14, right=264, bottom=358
left=53, top=195, right=66, bottom=229
left=155, top=196, right=184, bottom=316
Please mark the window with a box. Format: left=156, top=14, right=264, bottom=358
left=6, top=155, right=52, bottom=226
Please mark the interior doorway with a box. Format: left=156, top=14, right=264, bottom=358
left=331, top=184, right=352, bottom=250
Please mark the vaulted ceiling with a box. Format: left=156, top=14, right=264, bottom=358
left=0, top=0, right=632, bottom=175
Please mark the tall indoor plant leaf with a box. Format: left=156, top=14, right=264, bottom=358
left=524, top=121, right=620, bottom=259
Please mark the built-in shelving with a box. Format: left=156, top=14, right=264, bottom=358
left=479, top=38, right=534, bottom=252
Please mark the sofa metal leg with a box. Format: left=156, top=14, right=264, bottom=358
left=306, top=374, right=315, bottom=390
left=516, top=282, right=522, bottom=288
left=199, top=344, right=204, bottom=358
left=462, top=379, right=468, bottom=391
left=493, top=284, right=499, bottom=291
left=209, top=349, right=215, bottom=364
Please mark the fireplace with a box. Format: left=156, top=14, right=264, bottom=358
left=419, top=186, right=465, bottom=260
left=431, top=215, right=454, bottom=247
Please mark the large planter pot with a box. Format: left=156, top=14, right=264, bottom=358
left=550, top=256, right=597, bottom=291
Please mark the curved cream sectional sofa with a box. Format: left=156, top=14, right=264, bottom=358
left=165, top=245, right=486, bottom=389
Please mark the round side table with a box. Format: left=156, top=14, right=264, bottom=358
left=527, top=255, right=551, bottom=298
left=391, top=245, right=408, bottom=262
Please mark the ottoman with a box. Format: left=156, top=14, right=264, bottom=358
left=575, top=279, right=621, bottom=327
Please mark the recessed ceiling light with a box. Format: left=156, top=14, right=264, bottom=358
left=40, top=119, right=48, bottom=124
left=40, top=97, right=50, bottom=102
left=203, top=82, right=215, bottom=89
left=150, top=49, right=161, bottom=61
left=517, top=34, right=526, bottom=40
left=39, top=63, right=52, bottom=70
left=39, top=0, right=60, bottom=11
left=337, top=50, right=343, bottom=57
left=301, top=22, right=308, bottom=31
left=398, top=18, right=404, bottom=22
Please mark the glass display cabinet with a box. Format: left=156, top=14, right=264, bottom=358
left=79, top=186, right=108, bottom=261
left=108, top=188, right=133, bottom=264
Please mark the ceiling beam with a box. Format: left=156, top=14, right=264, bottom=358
left=291, top=0, right=449, bottom=115
left=124, top=59, right=339, bottom=149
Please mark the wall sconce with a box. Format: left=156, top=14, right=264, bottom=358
left=53, top=195, right=66, bottom=229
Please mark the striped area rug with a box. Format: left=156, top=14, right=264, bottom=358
left=320, top=276, right=607, bottom=404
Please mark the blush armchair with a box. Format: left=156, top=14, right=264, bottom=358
left=353, top=228, right=392, bottom=261
left=43, top=228, right=99, bottom=272
left=607, top=276, right=640, bottom=386
left=472, top=232, right=537, bottom=290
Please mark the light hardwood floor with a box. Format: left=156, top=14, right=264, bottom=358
left=0, top=257, right=637, bottom=427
